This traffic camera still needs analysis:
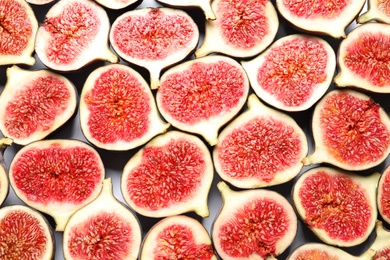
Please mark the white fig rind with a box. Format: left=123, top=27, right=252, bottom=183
left=357, top=0, right=390, bottom=24
left=370, top=221, right=390, bottom=257
left=157, top=0, right=216, bottom=20
left=0, top=138, right=12, bottom=206
left=378, top=166, right=390, bottom=225
left=93, top=0, right=139, bottom=10
left=25, top=0, right=56, bottom=4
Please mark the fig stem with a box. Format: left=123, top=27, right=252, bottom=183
left=202, top=3, right=216, bottom=20
left=150, top=68, right=162, bottom=89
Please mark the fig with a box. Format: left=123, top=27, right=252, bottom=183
left=9, top=139, right=105, bottom=231
left=357, top=0, right=390, bottom=24
left=25, top=0, right=56, bottom=5
left=121, top=130, right=213, bottom=218
left=0, top=138, right=12, bottom=206
left=378, top=164, right=390, bottom=225
left=276, top=0, right=366, bottom=38
left=35, top=0, right=118, bottom=72
left=195, top=0, right=279, bottom=58
left=93, top=0, right=139, bottom=9
left=156, top=0, right=216, bottom=20
left=156, top=55, right=249, bottom=146
left=371, top=221, right=390, bottom=260
left=79, top=64, right=170, bottom=151
left=0, top=66, right=77, bottom=146
left=140, top=215, right=217, bottom=259
left=241, top=34, right=336, bottom=112
left=0, top=0, right=38, bottom=66
left=303, top=89, right=390, bottom=171
left=213, top=94, right=308, bottom=189
left=63, top=178, right=142, bottom=260
left=0, top=204, right=55, bottom=259
left=292, top=166, right=380, bottom=247
left=334, top=22, right=390, bottom=93
left=110, top=7, right=199, bottom=89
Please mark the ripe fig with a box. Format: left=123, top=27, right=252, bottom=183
left=9, top=139, right=105, bottom=231
left=241, top=34, right=336, bottom=112
left=0, top=66, right=77, bottom=146
left=35, top=0, right=118, bottom=72
left=213, top=94, right=308, bottom=189
left=156, top=55, right=249, bottom=146
left=63, top=178, right=142, bottom=260
left=378, top=164, right=390, bottom=225
left=371, top=221, right=390, bottom=260
left=292, top=166, right=380, bottom=247
left=79, top=64, right=170, bottom=151
left=140, top=215, right=217, bottom=259
left=0, top=0, right=38, bottom=66
left=0, top=204, right=55, bottom=260
left=121, top=130, right=213, bottom=218
left=303, top=89, right=390, bottom=171
left=357, top=0, right=390, bottom=24
left=93, top=0, right=139, bottom=9
left=195, top=0, right=279, bottom=58
left=156, top=0, right=216, bottom=20
left=110, top=7, right=199, bottom=89
left=0, top=138, right=12, bottom=206
left=213, top=181, right=297, bottom=260
left=334, top=23, right=390, bottom=93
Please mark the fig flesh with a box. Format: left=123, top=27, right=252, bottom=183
left=213, top=94, right=308, bottom=189
left=156, top=55, right=249, bottom=146
left=292, top=166, right=380, bottom=247
left=241, top=34, right=335, bottom=112
left=378, top=164, right=390, bottom=225
left=79, top=64, right=170, bottom=151
left=0, top=138, right=12, bottom=206
left=371, top=221, right=390, bottom=260
left=140, top=215, right=217, bottom=259
left=213, top=181, right=297, bottom=260
left=156, top=0, right=216, bottom=20
left=121, top=130, right=213, bottom=218
left=63, top=178, right=142, bottom=260
left=357, top=0, right=390, bottom=24
left=9, top=139, right=105, bottom=231
left=303, top=89, right=390, bottom=171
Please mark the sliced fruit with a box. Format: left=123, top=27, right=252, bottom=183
left=303, top=89, right=390, bottom=171
left=0, top=0, right=38, bottom=66
left=156, top=55, right=249, bottom=146
left=93, top=0, right=139, bottom=9
left=241, top=34, right=335, bottom=111
left=80, top=64, right=170, bottom=151
left=156, top=0, right=216, bottom=20
left=140, top=215, right=217, bottom=259
left=378, top=164, right=390, bottom=225
left=213, top=94, right=308, bottom=189
left=334, top=22, right=390, bottom=93
left=35, top=0, right=118, bottom=71
left=25, top=0, right=56, bottom=4
left=292, top=166, right=380, bottom=247
left=110, top=7, right=199, bottom=89
left=357, top=0, right=390, bottom=24
left=121, top=130, right=213, bottom=218
left=63, top=178, right=142, bottom=260
left=195, top=0, right=278, bottom=58
left=0, top=66, right=77, bottom=146
left=371, top=221, right=390, bottom=260
left=0, top=204, right=55, bottom=260
left=9, top=139, right=105, bottom=231
left=0, top=138, right=12, bottom=206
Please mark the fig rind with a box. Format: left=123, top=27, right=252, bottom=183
left=93, top=0, right=140, bottom=10
left=157, top=0, right=216, bottom=20
left=378, top=165, right=390, bottom=225
left=370, top=220, right=390, bottom=259
left=357, top=0, right=390, bottom=24
left=0, top=138, right=12, bottom=206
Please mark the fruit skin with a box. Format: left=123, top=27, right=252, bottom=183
left=0, top=138, right=12, bottom=207
left=25, top=0, right=56, bottom=4
left=213, top=94, right=308, bottom=189
left=357, top=0, right=390, bottom=24
left=93, top=0, right=140, bottom=10
left=370, top=221, right=390, bottom=260
left=378, top=164, right=390, bottom=225
left=156, top=0, right=216, bottom=20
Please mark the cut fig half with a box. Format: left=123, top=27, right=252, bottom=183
left=0, top=0, right=38, bottom=66
left=93, top=0, right=140, bottom=9
left=0, top=66, right=77, bottom=146
left=9, top=139, right=105, bottom=231
left=140, top=215, right=217, bottom=259
left=25, top=0, right=56, bottom=5
left=357, top=0, right=390, bottom=24
left=213, top=94, right=308, bottom=189
left=378, top=164, right=390, bottom=225
left=241, top=34, right=336, bottom=112
left=195, top=0, right=279, bottom=58
left=156, top=0, right=216, bottom=20
left=121, top=130, right=213, bottom=218
left=334, top=22, right=390, bottom=93
left=303, top=89, right=390, bottom=171
left=35, top=0, right=118, bottom=72
left=0, top=138, right=12, bottom=206
left=110, top=7, right=200, bottom=89
left=0, top=205, right=55, bottom=260
left=212, top=181, right=297, bottom=260
left=80, top=64, right=170, bottom=151
left=156, top=55, right=249, bottom=146
left=63, top=178, right=142, bottom=260
left=292, top=166, right=380, bottom=247
left=370, top=221, right=390, bottom=259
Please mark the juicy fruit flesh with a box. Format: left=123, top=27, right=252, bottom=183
left=42, top=1, right=100, bottom=65
left=380, top=170, right=390, bottom=220
left=282, top=0, right=350, bottom=18
left=0, top=210, right=48, bottom=259
left=378, top=0, right=390, bottom=16
left=257, top=37, right=328, bottom=107
left=0, top=0, right=33, bottom=56
left=112, top=9, right=196, bottom=60
left=159, top=61, right=246, bottom=124
left=4, top=76, right=71, bottom=139
left=126, top=138, right=206, bottom=210
left=217, top=116, right=303, bottom=182
left=84, top=67, right=151, bottom=144
left=298, top=171, right=372, bottom=242
left=292, top=249, right=338, bottom=260
left=320, top=92, right=390, bottom=166
left=375, top=247, right=390, bottom=259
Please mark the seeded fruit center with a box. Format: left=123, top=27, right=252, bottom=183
left=375, top=247, right=390, bottom=259
left=294, top=249, right=338, bottom=260
left=126, top=138, right=206, bottom=210
left=299, top=171, right=371, bottom=242
left=283, top=0, right=350, bottom=18
left=380, top=171, right=390, bottom=219
left=378, top=0, right=390, bottom=16
left=0, top=210, right=47, bottom=259
left=84, top=68, right=151, bottom=144
left=257, top=37, right=328, bottom=107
